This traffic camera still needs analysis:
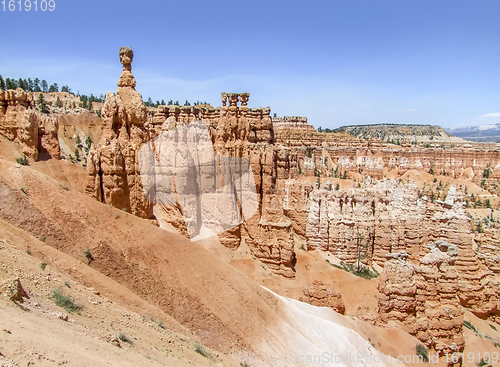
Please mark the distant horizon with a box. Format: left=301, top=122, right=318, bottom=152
left=2, top=0, right=500, bottom=130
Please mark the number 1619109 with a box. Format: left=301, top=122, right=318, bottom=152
left=2, top=0, right=55, bottom=11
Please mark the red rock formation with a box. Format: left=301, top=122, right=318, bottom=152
left=38, top=114, right=60, bottom=160
left=299, top=280, right=345, bottom=314
left=415, top=241, right=464, bottom=366
left=377, top=243, right=465, bottom=366
left=0, top=87, right=61, bottom=161
left=0, top=88, right=39, bottom=159
left=85, top=47, right=153, bottom=219
left=376, top=251, right=418, bottom=333
left=305, top=180, right=427, bottom=264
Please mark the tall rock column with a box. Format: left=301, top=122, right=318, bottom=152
left=377, top=242, right=464, bottom=367
left=85, top=47, right=153, bottom=219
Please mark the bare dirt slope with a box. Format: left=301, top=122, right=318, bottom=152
left=0, top=218, right=240, bottom=367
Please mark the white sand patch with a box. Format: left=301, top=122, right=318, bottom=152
left=256, top=288, right=404, bottom=367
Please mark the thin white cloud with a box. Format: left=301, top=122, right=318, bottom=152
left=479, top=112, right=500, bottom=118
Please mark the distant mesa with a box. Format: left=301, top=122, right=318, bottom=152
left=334, top=123, right=465, bottom=143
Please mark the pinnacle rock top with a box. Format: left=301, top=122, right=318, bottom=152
left=118, top=47, right=136, bottom=88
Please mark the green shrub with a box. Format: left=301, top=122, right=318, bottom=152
left=118, top=332, right=132, bottom=344
left=84, top=248, right=93, bottom=265
left=40, top=262, right=47, bottom=270
left=51, top=288, right=83, bottom=313
left=416, top=344, right=429, bottom=362
left=16, top=155, right=29, bottom=166
left=194, top=342, right=209, bottom=357
left=327, top=260, right=379, bottom=280
left=464, top=320, right=477, bottom=333
left=489, top=324, right=497, bottom=331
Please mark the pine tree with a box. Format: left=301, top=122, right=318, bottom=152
left=27, top=78, right=34, bottom=92
left=6, top=78, right=17, bottom=89
left=37, top=93, right=48, bottom=113
left=0, top=75, right=5, bottom=90
left=61, top=85, right=69, bottom=93
left=33, top=78, right=41, bottom=92
left=161, top=99, right=165, bottom=105
left=48, top=83, right=60, bottom=92
left=41, top=80, right=48, bottom=92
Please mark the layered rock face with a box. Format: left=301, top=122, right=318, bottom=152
left=85, top=47, right=153, bottom=219
left=0, top=87, right=60, bottom=160
left=273, top=116, right=316, bottom=132
left=377, top=243, right=465, bottom=366
left=305, top=179, right=427, bottom=264
left=303, top=180, right=499, bottom=321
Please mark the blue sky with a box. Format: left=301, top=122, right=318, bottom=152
left=1, top=0, right=500, bottom=129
